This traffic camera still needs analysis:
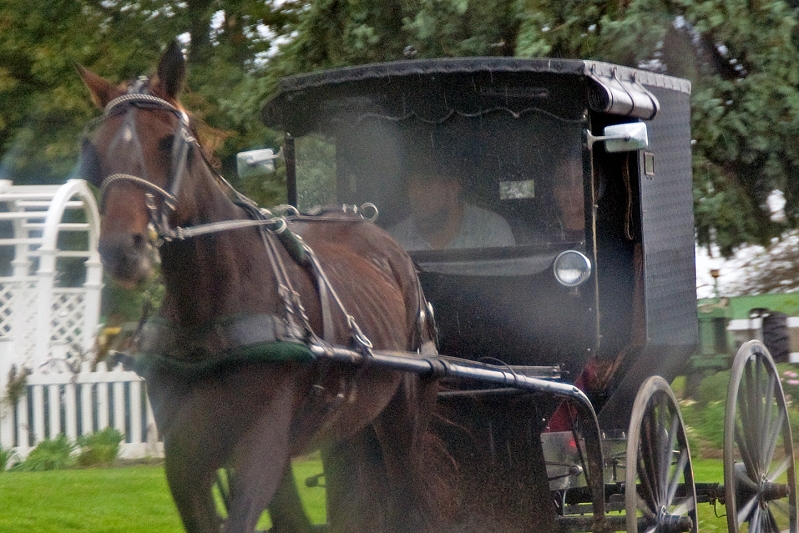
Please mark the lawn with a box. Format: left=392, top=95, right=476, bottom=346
left=0, top=457, right=327, bottom=533
left=692, top=459, right=729, bottom=533
left=0, top=457, right=738, bottom=532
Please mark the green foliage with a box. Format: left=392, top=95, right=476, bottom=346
left=4, top=364, right=28, bottom=406
left=0, top=447, right=19, bottom=471
left=680, top=365, right=799, bottom=458
left=692, top=368, right=732, bottom=407
left=15, top=435, right=76, bottom=472
left=4, top=0, right=799, bottom=254
left=101, top=266, right=164, bottom=325
left=77, top=428, right=124, bottom=467
left=680, top=398, right=726, bottom=458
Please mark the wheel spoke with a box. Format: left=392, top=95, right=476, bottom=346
left=638, top=496, right=656, bottom=518
left=666, top=447, right=689, bottom=506
left=672, top=495, right=696, bottom=518
left=766, top=508, right=780, bottom=533
left=736, top=418, right=758, bottom=477
left=759, top=369, right=776, bottom=467
left=765, top=499, right=791, bottom=532
left=637, top=454, right=657, bottom=514
left=642, top=408, right=660, bottom=504
left=763, top=405, right=786, bottom=470
left=738, top=493, right=760, bottom=527
left=750, top=506, right=762, bottom=533
left=745, top=361, right=762, bottom=465
left=767, top=455, right=792, bottom=485
left=660, top=411, right=679, bottom=496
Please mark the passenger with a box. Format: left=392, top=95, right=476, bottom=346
left=552, top=155, right=585, bottom=241
left=390, top=170, right=516, bottom=251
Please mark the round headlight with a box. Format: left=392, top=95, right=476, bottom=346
left=553, top=250, right=592, bottom=287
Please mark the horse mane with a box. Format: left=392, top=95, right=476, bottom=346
left=193, top=119, right=231, bottom=169
left=125, top=75, right=231, bottom=171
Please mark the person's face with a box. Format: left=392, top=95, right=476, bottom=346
left=553, top=158, right=585, bottom=232
left=406, top=174, right=462, bottom=232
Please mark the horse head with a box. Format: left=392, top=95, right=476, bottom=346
left=78, top=41, right=204, bottom=289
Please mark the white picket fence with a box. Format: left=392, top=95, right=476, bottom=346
left=0, top=360, right=163, bottom=461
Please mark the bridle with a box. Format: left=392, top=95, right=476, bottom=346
left=87, top=79, right=383, bottom=355
left=88, top=79, right=288, bottom=243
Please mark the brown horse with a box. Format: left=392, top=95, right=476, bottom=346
left=78, top=41, right=443, bottom=533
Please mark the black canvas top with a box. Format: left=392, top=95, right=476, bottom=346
left=262, top=57, right=691, bottom=134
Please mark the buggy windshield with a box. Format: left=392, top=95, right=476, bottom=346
left=293, top=102, right=588, bottom=276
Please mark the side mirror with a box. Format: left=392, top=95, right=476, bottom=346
left=586, top=123, right=649, bottom=152
left=236, top=148, right=282, bottom=179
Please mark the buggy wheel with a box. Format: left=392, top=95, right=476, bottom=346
left=626, top=376, right=698, bottom=533
left=724, top=340, right=797, bottom=533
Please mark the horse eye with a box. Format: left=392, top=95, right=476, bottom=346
left=159, top=136, right=174, bottom=152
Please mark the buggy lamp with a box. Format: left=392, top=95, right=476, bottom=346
left=585, top=122, right=649, bottom=152
left=236, top=148, right=283, bottom=179
left=553, top=250, right=592, bottom=287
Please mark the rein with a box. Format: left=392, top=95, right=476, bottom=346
left=89, top=81, right=385, bottom=369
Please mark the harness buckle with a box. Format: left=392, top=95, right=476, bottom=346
left=347, top=315, right=374, bottom=353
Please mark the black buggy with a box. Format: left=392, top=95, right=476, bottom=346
left=258, top=58, right=797, bottom=533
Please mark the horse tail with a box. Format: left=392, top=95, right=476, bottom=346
left=419, top=423, right=459, bottom=523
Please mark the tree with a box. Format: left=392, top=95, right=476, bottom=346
left=4, top=0, right=799, bottom=255
left=0, top=0, right=296, bottom=203
left=267, top=0, right=799, bottom=257
left=714, top=231, right=799, bottom=296
left=0, top=0, right=302, bottom=325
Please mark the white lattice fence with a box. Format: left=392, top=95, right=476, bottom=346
left=0, top=361, right=162, bottom=460
left=0, top=278, right=37, bottom=361
left=51, top=289, right=87, bottom=352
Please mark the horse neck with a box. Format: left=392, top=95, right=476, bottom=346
left=156, top=175, right=286, bottom=327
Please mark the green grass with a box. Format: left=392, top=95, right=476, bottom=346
left=0, top=466, right=183, bottom=533
left=0, top=456, right=733, bottom=531
left=0, top=456, right=793, bottom=532
left=692, top=459, right=728, bottom=533
left=0, top=457, right=327, bottom=533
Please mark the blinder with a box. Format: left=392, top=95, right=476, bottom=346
left=80, top=137, right=103, bottom=189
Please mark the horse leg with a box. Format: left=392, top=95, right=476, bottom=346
left=322, top=427, right=390, bottom=533
left=267, top=466, right=313, bottom=533
left=372, top=375, right=440, bottom=533
left=163, top=436, right=223, bottom=533
left=223, top=384, right=296, bottom=533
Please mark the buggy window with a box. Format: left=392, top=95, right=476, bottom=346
left=294, top=108, right=588, bottom=276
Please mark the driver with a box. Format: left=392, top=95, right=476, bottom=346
left=390, top=169, right=515, bottom=251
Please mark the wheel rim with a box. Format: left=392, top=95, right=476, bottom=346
left=626, top=376, right=698, bottom=533
left=724, top=340, right=797, bottom=533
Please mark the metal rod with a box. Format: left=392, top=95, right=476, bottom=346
left=284, top=134, right=297, bottom=207
left=309, top=344, right=608, bottom=528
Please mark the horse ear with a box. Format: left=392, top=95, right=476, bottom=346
left=76, top=64, right=117, bottom=109
left=156, top=40, right=186, bottom=100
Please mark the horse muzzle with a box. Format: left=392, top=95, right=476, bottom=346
left=98, top=231, right=154, bottom=289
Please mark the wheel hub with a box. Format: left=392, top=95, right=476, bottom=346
left=657, top=505, right=693, bottom=533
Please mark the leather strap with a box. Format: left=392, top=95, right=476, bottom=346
left=137, top=314, right=303, bottom=362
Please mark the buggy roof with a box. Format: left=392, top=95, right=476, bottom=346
left=261, top=57, right=691, bottom=135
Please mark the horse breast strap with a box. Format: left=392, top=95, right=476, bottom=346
left=134, top=314, right=315, bottom=379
